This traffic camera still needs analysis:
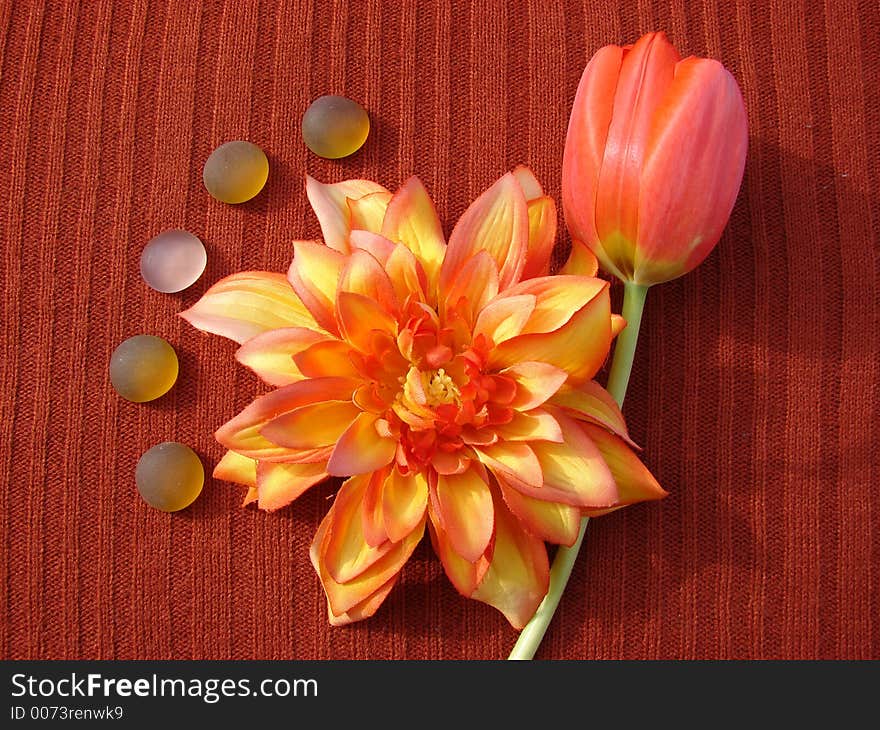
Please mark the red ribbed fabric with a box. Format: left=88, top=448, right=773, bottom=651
left=2, top=0, right=877, bottom=659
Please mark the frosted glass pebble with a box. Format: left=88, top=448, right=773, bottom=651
left=140, top=229, right=207, bottom=293
left=109, top=335, right=178, bottom=402
left=301, top=95, right=370, bottom=159
left=135, top=442, right=204, bottom=512
left=203, top=140, right=269, bottom=203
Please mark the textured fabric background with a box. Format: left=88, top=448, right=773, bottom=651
left=2, top=0, right=878, bottom=660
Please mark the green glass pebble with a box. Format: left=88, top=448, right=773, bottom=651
left=109, top=335, right=178, bottom=403
left=301, top=95, right=370, bottom=159
left=136, top=442, right=204, bottom=512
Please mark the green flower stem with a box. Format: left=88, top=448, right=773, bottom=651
left=507, top=281, right=649, bottom=660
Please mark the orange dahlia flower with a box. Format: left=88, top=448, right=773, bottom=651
left=182, top=168, right=666, bottom=627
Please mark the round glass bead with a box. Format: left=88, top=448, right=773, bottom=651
left=135, top=442, right=204, bottom=512
left=109, top=335, right=178, bottom=403
left=301, top=95, right=370, bottom=159
left=140, top=229, right=207, bottom=293
left=203, top=140, right=269, bottom=203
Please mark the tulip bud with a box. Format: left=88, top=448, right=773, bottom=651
left=562, top=31, right=748, bottom=286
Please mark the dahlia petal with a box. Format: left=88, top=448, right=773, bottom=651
left=385, top=243, right=429, bottom=305
left=287, top=241, right=345, bottom=335
left=338, top=248, right=398, bottom=316
left=293, top=339, right=361, bottom=379
left=560, top=241, right=600, bottom=277
left=382, top=468, right=429, bottom=543
left=498, top=481, right=582, bottom=546
left=305, top=175, right=390, bottom=253
left=242, top=487, right=258, bottom=507
left=380, top=176, right=446, bottom=293
left=327, top=575, right=399, bottom=626
left=215, top=377, right=360, bottom=461
left=428, top=505, right=491, bottom=596
left=260, top=400, right=361, bottom=450
left=492, top=409, right=564, bottom=443
left=256, top=460, right=328, bottom=511
left=327, top=411, right=398, bottom=476
left=235, top=326, right=327, bottom=386
left=490, top=283, right=612, bottom=384
left=213, top=450, right=257, bottom=487
left=180, top=272, right=318, bottom=344
left=611, top=314, right=626, bottom=337
left=511, top=164, right=543, bottom=200
left=471, top=496, right=550, bottom=629
left=312, top=494, right=425, bottom=616
left=434, top=470, right=494, bottom=563
left=348, top=229, right=397, bottom=265
left=475, top=442, right=543, bottom=492
left=503, top=361, right=569, bottom=411
left=348, top=190, right=392, bottom=233
left=361, top=469, right=389, bottom=548
left=522, top=196, right=557, bottom=279
left=440, top=173, right=529, bottom=295
left=495, top=275, right=607, bottom=335
left=473, top=294, right=536, bottom=345
left=582, top=423, right=667, bottom=505
left=549, top=381, right=636, bottom=446
left=323, top=474, right=393, bottom=583
left=442, top=250, right=500, bottom=325
left=525, top=414, right=618, bottom=507
left=336, top=291, right=398, bottom=354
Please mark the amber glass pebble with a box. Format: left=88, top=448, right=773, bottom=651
left=203, top=140, right=269, bottom=203
left=140, top=229, right=207, bottom=293
left=301, top=95, right=370, bottom=159
left=109, top=335, right=178, bottom=403
left=135, top=442, right=204, bottom=512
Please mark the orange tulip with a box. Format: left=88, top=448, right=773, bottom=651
left=183, top=169, right=666, bottom=628
left=562, top=31, right=748, bottom=286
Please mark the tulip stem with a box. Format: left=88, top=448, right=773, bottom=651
left=507, top=281, right=649, bottom=660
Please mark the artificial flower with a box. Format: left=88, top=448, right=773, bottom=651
left=182, top=169, right=666, bottom=627
left=562, top=31, right=748, bottom=286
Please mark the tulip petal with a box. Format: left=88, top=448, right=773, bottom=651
left=380, top=176, right=447, bottom=293
left=287, top=241, right=346, bottom=336
left=636, top=57, right=748, bottom=284
left=213, top=450, right=257, bottom=487
left=503, top=361, right=569, bottom=411
left=471, top=496, right=550, bottom=629
left=549, top=381, right=636, bottom=446
left=427, top=503, right=491, bottom=596
left=439, top=173, right=529, bottom=295
left=327, top=411, right=398, bottom=476
left=215, top=377, right=359, bottom=460
left=306, top=175, right=390, bottom=253
left=382, top=468, right=429, bottom=543
left=180, top=272, right=318, bottom=344
left=594, top=33, right=679, bottom=275
left=434, top=470, right=494, bottom=563
left=582, top=423, right=667, bottom=505
left=234, top=326, right=327, bottom=386
left=490, top=283, right=612, bottom=384
left=323, top=474, right=394, bottom=583
left=256, top=460, right=328, bottom=511
left=562, top=45, right=625, bottom=278
left=348, top=190, right=392, bottom=233
left=261, top=400, right=361, bottom=449
left=498, top=481, right=582, bottom=546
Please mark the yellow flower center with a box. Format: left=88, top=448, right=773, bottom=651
left=422, top=368, right=460, bottom=407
